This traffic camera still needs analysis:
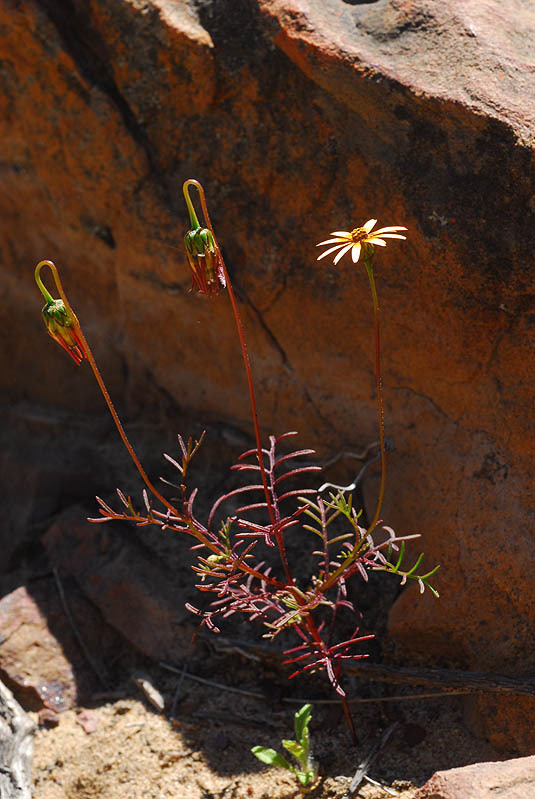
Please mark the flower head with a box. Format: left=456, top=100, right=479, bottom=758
left=184, top=225, right=226, bottom=296
left=316, top=219, right=407, bottom=265
left=41, top=298, right=87, bottom=365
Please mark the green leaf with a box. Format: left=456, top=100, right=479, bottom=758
left=251, top=747, right=292, bottom=771
left=302, top=524, right=325, bottom=538
left=296, top=770, right=313, bottom=787
left=328, top=533, right=353, bottom=545
left=294, top=704, right=312, bottom=746
left=282, top=739, right=304, bottom=763
left=393, top=540, right=405, bottom=571
left=406, top=552, right=424, bottom=576
left=302, top=509, right=322, bottom=524
left=419, top=564, right=440, bottom=579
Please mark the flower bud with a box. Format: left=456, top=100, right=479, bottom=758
left=42, top=298, right=87, bottom=365
left=184, top=226, right=226, bottom=296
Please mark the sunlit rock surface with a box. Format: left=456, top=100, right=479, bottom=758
left=1, top=0, right=533, bottom=751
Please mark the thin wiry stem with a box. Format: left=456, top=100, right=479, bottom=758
left=363, top=252, right=386, bottom=535
left=315, top=249, right=387, bottom=596
left=35, top=260, right=180, bottom=519
left=341, top=693, right=357, bottom=744
left=183, top=181, right=277, bottom=533
left=302, top=614, right=357, bottom=742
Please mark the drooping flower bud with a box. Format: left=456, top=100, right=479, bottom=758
left=41, top=298, right=87, bottom=365
left=182, top=179, right=227, bottom=296
left=184, top=225, right=226, bottom=296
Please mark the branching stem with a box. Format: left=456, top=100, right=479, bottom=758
left=303, top=614, right=356, bottom=742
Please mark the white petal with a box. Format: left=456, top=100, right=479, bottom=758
left=333, top=243, right=354, bottom=264
left=363, top=219, right=377, bottom=233
left=379, top=233, right=407, bottom=240
left=316, top=237, right=350, bottom=246
left=374, top=226, right=408, bottom=234
left=370, top=238, right=386, bottom=246
left=330, top=230, right=352, bottom=237
left=351, top=243, right=361, bottom=263
left=317, top=243, right=345, bottom=260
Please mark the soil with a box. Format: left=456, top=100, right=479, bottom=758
left=30, top=654, right=501, bottom=799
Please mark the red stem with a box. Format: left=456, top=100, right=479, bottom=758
left=36, top=262, right=180, bottom=519
left=363, top=255, right=386, bottom=535
left=186, top=181, right=278, bottom=535
left=304, top=614, right=356, bottom=742
left=316, top=251, right=386, bottom=595
left=223, top=275, right=277, bottom=529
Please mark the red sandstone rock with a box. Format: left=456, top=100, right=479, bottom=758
left=1, top=0, right=533, bottom=750
left=41, top=509, right=195, bottom=663
left=0, top=581, right=117, bottom=711
left=415, top=756, right=535, bottom=799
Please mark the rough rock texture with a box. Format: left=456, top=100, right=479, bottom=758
left=414, top=756, right=535, bottom=799
left=0, top=581, right=119, bottom=711
left=0, top=679, right=35, bottom=799
left=1, top=0, right=534, bottom=751
left=41, top=509, right=195, bottom=662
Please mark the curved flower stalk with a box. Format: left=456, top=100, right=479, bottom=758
left=35, top=261, right=87, bottom=365
left=182, top=180, right=280, bottom=545
left=183, top=181, right=226, bottom=295
left=33, top=260, right=181, bottom=521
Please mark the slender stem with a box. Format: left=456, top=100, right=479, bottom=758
left=341, top=693, right=358, bottom=744
left=185, top=181, right=277, bottom=531
left=35, top=261, right=180, bottom=519
left=34, top=261, right=56, bottom=305
left=224, top=277, right=276, bottom=530
left=183, top=180, right=201, bottom=229
left=363, top=253, right=386, bottom=536
left=274, top=528, right=294, bottom=585
left=315, top=250, right=387, bottom=596
left=303, top=615, right=356, bottom=742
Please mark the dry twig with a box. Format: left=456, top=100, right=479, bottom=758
left=345, top=722, right=398, bottom=798
left=53, top=568, right=109, bottom=689
left=160, top=662, right=467, bottom=705
left=201, top=634, right=535, bottom=697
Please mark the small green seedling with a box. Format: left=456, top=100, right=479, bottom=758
left=252, top=704, right=319, bottom=790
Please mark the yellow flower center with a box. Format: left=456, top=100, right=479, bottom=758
left=350, top=227, right=368, bottom=243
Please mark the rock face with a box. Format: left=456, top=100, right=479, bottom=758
left=0, top=581, right=119, bottom=711
left=1, top=0, right=534, bottom=751
left=414, top=756, right=535, bottom=799
left=41, top=509, right=195, bottom=664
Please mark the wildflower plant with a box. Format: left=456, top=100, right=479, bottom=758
left=34, top=180, right=438, bottom=741
left=252, top=703, right=319, bottom=790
